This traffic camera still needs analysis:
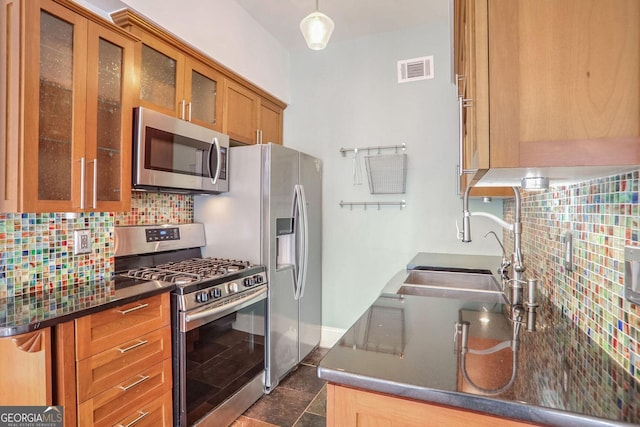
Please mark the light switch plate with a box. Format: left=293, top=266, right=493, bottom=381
left=73, top=229, right=92, bottom=255
left=624, top=246, right=640, bottom=304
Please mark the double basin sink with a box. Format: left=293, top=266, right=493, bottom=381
left=397, top=268, right=507, bottom=304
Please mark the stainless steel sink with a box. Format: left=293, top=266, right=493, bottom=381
left=397, top=269, right=506, bottom=303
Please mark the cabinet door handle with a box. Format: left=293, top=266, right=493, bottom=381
left=458, top=95, right=464, bottom=177
left=88, top=158, right=97, bottom=209
left=117, top=303, right=149, bottom=315
left=115, top=411, right=150, bottom=427
left=187, top=101, right=192, bottom=122
left=180, top=99, right=186, bottom=120
left=79, top=157, right=86, bottom=209
left=118, top=375, right=150, bottom=391
left=458, top=95, right=474, bottom=177
left=117, top=339, right=149, bottom=353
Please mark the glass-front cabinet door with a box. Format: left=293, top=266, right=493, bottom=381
left=21, top=0, right=134, bottom=212
left=137, top=35, right=221, bottom=132
left=25, top=1, right=85, bottom=211
left=85, top=23, right=133, bottom=211
left=184, top=58, right=223, bottom=132
left=138, top=38, right=184, bottom=118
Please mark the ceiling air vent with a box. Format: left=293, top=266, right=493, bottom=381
left=397, top=56, right=434, bottom=83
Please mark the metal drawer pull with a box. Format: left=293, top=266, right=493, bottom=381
left=118, top=375, right=150, bottom=392
left=117, top=303, right=149, bottom=315
left=115, top=410, right=150, bottom=427
left=117, top=339, right=148, bottom=354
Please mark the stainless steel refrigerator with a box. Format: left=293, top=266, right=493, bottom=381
left=194, top=143, right=322, bottom=392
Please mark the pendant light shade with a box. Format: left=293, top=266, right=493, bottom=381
left=300, top=0, right=334, bottom=50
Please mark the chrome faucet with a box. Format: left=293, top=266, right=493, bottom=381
left=460, top=186, right=537, bottom=331
left=484, top=231, right=510, bottom=284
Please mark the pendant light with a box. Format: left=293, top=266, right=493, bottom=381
left=299, top=0, right=334, bottom=50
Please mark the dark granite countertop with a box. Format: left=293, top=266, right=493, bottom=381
left=0, top=277, right=174, bottom=337
left=318, top=253, right=640, bottom=426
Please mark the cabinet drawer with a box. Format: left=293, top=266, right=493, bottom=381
left=112, top=390, right=172, bottom=427
left=77, top=326, right=171, bottom=401
left=78, top=358, right=172, bottom=427
left=76, top=293, right=170, bottom=359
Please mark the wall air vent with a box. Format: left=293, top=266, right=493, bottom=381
left=397, top=56, right=434, bottom=83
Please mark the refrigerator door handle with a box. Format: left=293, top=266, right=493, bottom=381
left=293, top=184, right=308, bottom=300
left=298, top=185, right=310, bottom=299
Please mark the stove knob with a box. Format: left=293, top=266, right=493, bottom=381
left=243, top=277, right=255, bottom=287
left=229, top=282, right=239, bottom=293
left=210, top=288, right=222, bottom=299
left=195, top=291, right=209, bottom=303
left=253, top=274, right=263, bottom=284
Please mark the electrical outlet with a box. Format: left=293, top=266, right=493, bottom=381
left=73, top=229, right=92, bottom=255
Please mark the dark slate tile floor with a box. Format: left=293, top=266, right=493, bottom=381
left=232, top=347, right=329, bottom=427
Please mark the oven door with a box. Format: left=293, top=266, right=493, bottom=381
left=134, top=107, right=229, bottom=194
left=174, top=287, right=267, bottom=427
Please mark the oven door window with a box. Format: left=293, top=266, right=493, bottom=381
left=144, top=126, right=213, bottom=178
left=185, top=298, right=265, bottom=425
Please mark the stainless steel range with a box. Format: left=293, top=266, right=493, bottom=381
left=115, top=223, right=267, bottom=427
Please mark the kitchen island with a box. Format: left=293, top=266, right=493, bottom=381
left=318, top=253, right=640, bottom=426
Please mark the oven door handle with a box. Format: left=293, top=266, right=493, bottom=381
left=183, top=287, right=267, bottom=325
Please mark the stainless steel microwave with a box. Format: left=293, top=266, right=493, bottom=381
left=133, top=107, right=229, bottom=194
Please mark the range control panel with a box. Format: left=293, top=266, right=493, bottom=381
left=145, top=227, right=180, bottom=242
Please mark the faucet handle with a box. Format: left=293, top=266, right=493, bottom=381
left=456, top=221, right=463, bottom=241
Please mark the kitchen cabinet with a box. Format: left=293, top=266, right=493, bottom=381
left=454, top=0, right=511, bottom=197
left=112, top=9, right=286, bottom=144
left=0, top=328, right=52, bottom=405
left=223, top=78, right=284, bottom=145
left=1, top=0, right=135, bottom=213
left=56, top=293, right=172, bottom=427
left=128, top=29, right=224, bottom=131
left=327, top=384, right=534, bottom=427
left=454, top=0, right=640, bottom=186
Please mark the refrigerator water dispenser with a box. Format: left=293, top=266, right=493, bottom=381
left=276, top=217, right=295, bottom=270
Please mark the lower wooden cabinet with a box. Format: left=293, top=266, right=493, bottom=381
left=76, top=327, right=171, bottom=402
left=0, top=328, right=52, bottom=405
left=112, top=390, right=173, bottom=427
left=78, top=358, right=172, bottom=427
left=327, top=384, right=537, bottom=427
left=55, top=292, right=172, bottom=427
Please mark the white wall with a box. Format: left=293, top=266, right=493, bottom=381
left=285, top=23, right=505, bottom=330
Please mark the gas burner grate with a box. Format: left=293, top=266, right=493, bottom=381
left=155, top=257, right=251, bottom=279
left=125, top=267, right=201, bottom=285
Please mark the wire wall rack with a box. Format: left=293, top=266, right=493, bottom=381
left=339, top=200, right=406, bottom=210
left=339, top=143, right=406, bottom=157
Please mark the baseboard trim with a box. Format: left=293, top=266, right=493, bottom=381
left=320, top=326, right=347, bottom=348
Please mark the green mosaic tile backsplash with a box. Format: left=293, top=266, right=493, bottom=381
left=504, top=170, right=640, bottom=380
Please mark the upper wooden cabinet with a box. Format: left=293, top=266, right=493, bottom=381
left=454, top=0, right=511, bottom=197
left=1, top=0, right=135, bottom=213
left=112, top=9, right=286, bottom=144
left=454, top=0, right=640, bottom=183
left=128, top=29, right=224, bottom=131
left=223, top=78, right=283, bottom=145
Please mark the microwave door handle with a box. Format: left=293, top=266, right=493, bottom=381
left=208, top=137, right=222, bottom=184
